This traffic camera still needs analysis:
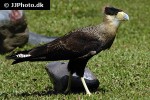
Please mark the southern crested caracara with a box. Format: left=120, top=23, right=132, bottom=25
left=6, top=7, right=129, bottom=95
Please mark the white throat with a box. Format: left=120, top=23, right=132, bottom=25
left=105, top=15, right=120, bottom=27
left=112, top=18, right=120, bottom=27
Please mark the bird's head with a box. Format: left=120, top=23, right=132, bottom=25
left=103, top=6, right=129, bottom=26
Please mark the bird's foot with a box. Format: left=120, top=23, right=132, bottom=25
left=64, top=88, right=70, bottom=94
left=86, top=91, right=92, bottom=96
left=81, top=77, right=92, bottom=96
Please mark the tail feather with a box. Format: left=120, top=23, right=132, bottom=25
left=6, top=50, right=50, bottom=64
left=6, top=50, right=31, bottom=64
left=12, top=58, right=27, bottom=65
left=6, top=50, right=30, bottom=59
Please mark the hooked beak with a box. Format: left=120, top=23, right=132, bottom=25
left=123, top=13, right=129, bottom=20
left=117, top=12, right=129, bottom=21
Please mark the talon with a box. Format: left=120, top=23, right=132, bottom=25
left=64, top=89, right=70, bottom=94
left=87, top=92, right=91, bottom=96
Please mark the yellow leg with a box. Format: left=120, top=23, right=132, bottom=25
left=64, top=72, right=72, bottom=94
left=81, top=77, right=91, bottom=96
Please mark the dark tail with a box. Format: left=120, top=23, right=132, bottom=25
left=6, top=50, right=31, bottom=65
left=6, top=50, right=50, bottom=65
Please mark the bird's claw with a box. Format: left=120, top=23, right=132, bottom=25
left=64, top=89, right=70, bottom=94
left=87, top=92, right=91, bottom=96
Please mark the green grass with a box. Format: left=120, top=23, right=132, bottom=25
left=0, top=0, right=150, bottom=99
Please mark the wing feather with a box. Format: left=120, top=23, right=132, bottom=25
left=28, top=31, right=102, bottom=60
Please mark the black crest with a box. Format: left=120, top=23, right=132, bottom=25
left=105, top=7, right=122, bottom=15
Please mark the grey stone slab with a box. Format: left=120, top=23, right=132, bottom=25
left=46, top=61, right=99, bottom=93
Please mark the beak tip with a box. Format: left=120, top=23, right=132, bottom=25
left=124, top=14, right=129, bottom=20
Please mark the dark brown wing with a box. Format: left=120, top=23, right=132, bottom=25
left=28, top=31, right=102, bottom=60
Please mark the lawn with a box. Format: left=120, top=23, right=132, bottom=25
left=0, top=0, right=150, bottom=99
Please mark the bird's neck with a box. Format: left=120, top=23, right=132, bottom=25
left=101, top=17, right=121, bottom=35
left=103, top=15, right=121, bottom=28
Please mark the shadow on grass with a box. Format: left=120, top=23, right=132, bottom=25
left=0, top=86, right=108, bottom=98
left=17, top=90, right=56, bottom=97
left=16, top=86, right=57, bottom=97
left=17, top=86, right=108, bottom=97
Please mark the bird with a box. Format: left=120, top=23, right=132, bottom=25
left=6, top=6, right=129, bottom=96
left=0, top=10, right=28, bottom=54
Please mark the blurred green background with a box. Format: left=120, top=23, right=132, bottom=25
left=0, top=0, right=150, bottom=99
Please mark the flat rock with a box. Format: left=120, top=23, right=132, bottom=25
left=28, top=32, right=57, bottom=45
left=46, top=61, right=100, bottom=93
